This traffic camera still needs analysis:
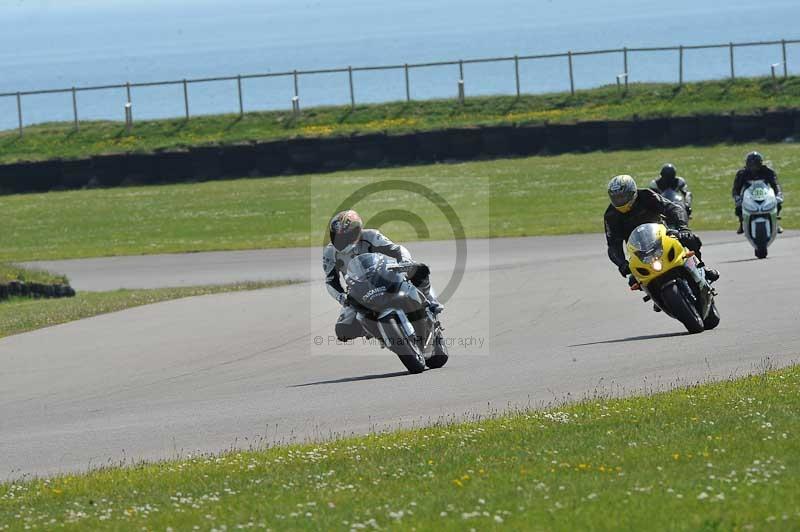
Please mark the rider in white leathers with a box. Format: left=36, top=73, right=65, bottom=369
left=323, top=210, right=443, bottom=341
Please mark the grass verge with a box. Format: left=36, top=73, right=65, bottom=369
left=2, top=364, right=798, bottom=530
left=1, top=77, right=799, bottom=163
left=0, top=142, right=795, bottom=262
left=0, top=281, right=294, bottom=339
left=0, top=263, right=67, bottom=285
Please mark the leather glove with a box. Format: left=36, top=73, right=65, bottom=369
left=678, top=228, right=694, bottom=242
left=628, top=275, right=639, bottom=288
left=336, top=292, right=348, bottom=306
left=618, top=263, right=631, bottom=277
left=666, top=228, right=680, bottom=238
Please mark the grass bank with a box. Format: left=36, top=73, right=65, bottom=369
left=2, top=364, right=798, bottom=530
left=0, top=142, right=795, bottom=262
left=0, top=263, right=66, bottom=285
left=1, top=77, right=799, bottom=163
left=0, top=281, right=294, bottom=338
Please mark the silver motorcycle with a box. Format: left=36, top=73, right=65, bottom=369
left=344, top=253, right=448, bottom=374
left=741, top=180, right=779, bottom=259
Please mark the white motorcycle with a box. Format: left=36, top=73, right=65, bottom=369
left=741, top=180, right=779, bottom=259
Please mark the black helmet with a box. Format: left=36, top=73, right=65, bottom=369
left=745, top=151, right=763, bottom=171
left=329, top=210, right=363, bottom=252
left=660, top=163, right=677, bottom=180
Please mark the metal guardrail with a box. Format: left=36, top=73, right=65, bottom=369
left=2, top=38, right=798, bottom=136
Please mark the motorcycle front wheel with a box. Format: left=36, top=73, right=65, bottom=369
left=661, top=282, right=704, bottom=334
left=426, top=330, right=449, bottom=369
left=703, top=302, right=721, bottom=330
left=382, top=317, right=426, bottom=374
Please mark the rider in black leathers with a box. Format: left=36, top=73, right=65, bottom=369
left=733, top=151, right=784, bottom=234
left=650, top=163, right=693, bottom=218
left=605, top=174, right=719, bottom=283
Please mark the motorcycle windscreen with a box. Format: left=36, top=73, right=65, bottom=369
left=628, top=223, right=664, bottom=264
left=346, top=253, right=404, bottom=311
left=660, top=189, right=684, bottom=204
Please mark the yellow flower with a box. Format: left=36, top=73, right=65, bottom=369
left=452, top=479, right=463, bottom=487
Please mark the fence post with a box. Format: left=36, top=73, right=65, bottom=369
left=348, top=66, right=355, bottom=109
left=729, top=42, right=735, bottom=80
left=782, top=39, right=788, bottom=78
left=16, top=92, right=23, bottom=137
left=237, top=75, right=244, bottom=116
left=567, top=51, right=575, bottom=95
left=126, top=82, right=132, bottom=103
left=404, top=63, right=411, bottom=102
left=514, top=55, right=520, bottom=97
left=623, top=47, right=629, bottom=90
left=71, top=86, right=79, bottom=131
left=458, top=60, right=465, bottom=103
left=183, top=79, right=190, bottom=120
left=678, top=45, right=684, bottom=86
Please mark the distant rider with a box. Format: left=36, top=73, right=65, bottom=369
left=323, top=210, right=443, bottom=342
left=650, top=163, right=693, bottom=218
left=732, top=151, right=784, bottom=234
left=604, top=175, right=720, bottom=284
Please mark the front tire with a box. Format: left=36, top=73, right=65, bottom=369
left=703, top=302, right=721, bottom=330
left=754, top=222, right=769, bottom=259
left=661, top=282, right=704, bottom=334
left=426, top=331, right=449, bottom=369
left=382, top=318, right=426, bottom=374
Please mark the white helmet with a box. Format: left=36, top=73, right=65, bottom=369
left=608, top=175, right=638, bottom=213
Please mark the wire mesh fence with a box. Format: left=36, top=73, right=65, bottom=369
left=2, top=38, right=797, bottom=135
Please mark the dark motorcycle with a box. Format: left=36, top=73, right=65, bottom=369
left=345, top=253, right=449, bottom=374
left=660, top=187, right=692, bottom=222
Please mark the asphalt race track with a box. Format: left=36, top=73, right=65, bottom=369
left=3, top=232, right=799, bottom=478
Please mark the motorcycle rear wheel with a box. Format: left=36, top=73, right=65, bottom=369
left=661, top=283, right=704, bottom=334
left=382, top=317, right=426, bottom=374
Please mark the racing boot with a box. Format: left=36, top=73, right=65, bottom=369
left=417, top=278, right=444, bottom=314
left=701, top=264, right=720, bottom=284
left=736, top=221, right=744, bottom=234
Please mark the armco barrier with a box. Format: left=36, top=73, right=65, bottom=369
left=668, top=115, right=700, bottom=145
left=0, top=111, right=797, bottom=194
left=764, top=111, right=795, bottom=141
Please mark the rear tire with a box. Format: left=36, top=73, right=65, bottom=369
left=426, top=331, right=449, bottom=369
left=661, top=283, right=704, bottom=334
left=382, top=318, right=425, bottom=374
left=703, top=302, right=721, bottom=330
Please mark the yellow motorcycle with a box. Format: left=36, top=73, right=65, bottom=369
left=627, top=223, right=720, bottom=334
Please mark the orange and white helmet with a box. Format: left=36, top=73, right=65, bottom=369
left=329, top=210, right=363, bottom=252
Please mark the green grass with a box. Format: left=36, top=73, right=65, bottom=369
left=0, top=142, right=795, bottom=262
left=2, top=363, right=798, bottom=530
left=2, top=77, right=800, bottom=163
left=0, top=281, right=294, bottom=338
left=0, top=263, right=66, bottom=285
